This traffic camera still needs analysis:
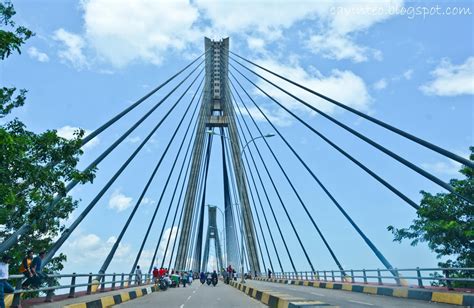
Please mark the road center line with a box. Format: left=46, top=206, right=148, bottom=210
left=348, top=300, right=374, bottom=306
left=187, top=295, right=192, bottom=301
left=179, top=305, right=184, bottom=308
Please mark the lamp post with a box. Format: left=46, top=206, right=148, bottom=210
left=206, top=129, right=275, bottom=283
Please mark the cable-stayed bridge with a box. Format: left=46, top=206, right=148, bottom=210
left=1, top=37, right=473, bottom=308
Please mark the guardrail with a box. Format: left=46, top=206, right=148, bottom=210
left=266, top=268, right=474, bottom=290
left=6, top=272, right=152, bottom=307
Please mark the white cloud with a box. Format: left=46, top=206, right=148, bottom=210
left=246, top=37, right=265, bottom=52
left=238, top=105, right=293, bottom=127
left=250, top=58, right=371, bottom=118
left=82, top=0, right=200, bottom=67
left=56, top=125, right=100, bottom=150
left=420, top=57, right=474, bottom=96
left=421, top=160, right=461, bottom=177
left=60, top=230, right=137, bottom=274
left=65, top=0, right=402, bottom=68
left=53, top=28, right=89, bottom=70
left=27, top=47, right=49, bottom=62
left=141, top=197, right=156, bottom=206
left=126, top=136, right=141, bottom=144
left=304, top=0, right=403, bottom=62
left=108, top=189, right=133, bottom=212
left=403, top=69, right=414, bottom=80
left=373, top=78, right=387, bottom=90
left=306, top=34, right=378, bottom=63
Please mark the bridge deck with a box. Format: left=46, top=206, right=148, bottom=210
left=244, top=279, right=461, bottom=308
left=115, top=281, right=265, bottom=308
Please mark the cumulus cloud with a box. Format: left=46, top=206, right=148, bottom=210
left=420, top=57, right=474, bottom=96
left=403, top=69, right=414, bottom=80
left=108, top=189, right=133, bottom=212
left=126, top=136, right=141, bottom=144
left=421, top=160, right=461, bottom=177
left=248, top=58, right=371, bottom=120
left=53, top=28, right=89, bottom=70
left=60, top=230, right=143, bottom=274
left=27, top=47, right=49, bottom=62
left=373, top=78, right=387, bottom=90
left=304, top=0, right=403, bottom=62
left=56, top=125, right=100, bottom=149
left=306, top=34, right=379, bottom=63
left=82, top=0, right=200, bottom=67
left=52, top=0, right=400, bottom=68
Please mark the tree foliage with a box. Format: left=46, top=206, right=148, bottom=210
left=388, top=147, right=473, bottom=286
left=0, top=0, right=95, bottom=276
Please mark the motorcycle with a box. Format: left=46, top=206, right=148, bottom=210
left=206, top=276, right=212, bottom=285
left=200, top=277, right=206, bottom=284
left=158, top=277, right=168, bottom=291
left=212, top=277, right=218, bottom=287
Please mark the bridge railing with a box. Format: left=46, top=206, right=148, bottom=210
left=7, top=272, right=152, bottom=307
left=268, top=267, right=474, bottom=291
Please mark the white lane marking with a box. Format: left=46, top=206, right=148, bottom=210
left=193, top=290, right=196, bottom=294
left=187, top=295, right=192, bottom=301
left=179, top=305, right=184, bottom=308
left=310, top=292, right=325, bottom=297
left=348, top=300, right=374, bottom=306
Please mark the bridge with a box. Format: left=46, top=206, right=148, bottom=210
left=1, top=37, right=473, bottom=308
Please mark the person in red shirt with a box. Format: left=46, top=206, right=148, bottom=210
left=152, top=267, right=159, bottom=284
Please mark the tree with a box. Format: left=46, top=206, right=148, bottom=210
left=388, top=147, right=473, bottom=286
left=0, top=0, right=94, bottom=277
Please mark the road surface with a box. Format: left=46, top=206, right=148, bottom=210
left=116, top=280, right=266, bottom=308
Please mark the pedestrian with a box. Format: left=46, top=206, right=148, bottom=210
left=152, top=267, right=159, bottom=284
left=268, top=268, right=272, bottom=279
left=19, top=250, right=34, bottom=289
left=135, top=266, right=142, bottom=285
left=0, top=255, right=14, bottom=308
left=31, top=251, right=46, bottom=288
left=181, top=271, right=187, bottom=288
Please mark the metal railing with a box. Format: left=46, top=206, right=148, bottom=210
left=6, top=272, right=152, bottom=307
left=262, top=268, right=474, bottom=291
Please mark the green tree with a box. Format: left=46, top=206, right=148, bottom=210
left=0, top=0, right=94, bottom=277
left=388, top=147, right=473, bottom=286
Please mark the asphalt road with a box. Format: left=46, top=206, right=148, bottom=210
left=116, top=280, right=266, bottom=308
left=245, top=279, right=461, bottom=308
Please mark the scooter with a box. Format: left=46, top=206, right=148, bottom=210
left=212, top=277, right=218, bottom=287
left=200, top=277, right=206, bottom=284
left=206, top=276, right=212, bottom=285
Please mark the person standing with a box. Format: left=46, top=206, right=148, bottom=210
left=267, top=268, right=272, bottom=279
left=152, top=267, right=159, bottom=284
left=135, top=266, right=142, bottom=285
left=0, top=256, right=14, bottom=308
left=31, top=251, right=46, bottom=288
left=19, top=250, right=33, bottom=289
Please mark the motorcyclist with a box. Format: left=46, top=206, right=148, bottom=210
left=211, top=270, right=218, bottom=286
left=199, top=271, right=206, bottom=284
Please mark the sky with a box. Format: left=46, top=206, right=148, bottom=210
left=2, top=0, right=473, bottom=280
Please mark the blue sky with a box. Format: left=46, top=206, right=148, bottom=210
left=2, top=0, right=473, bottom=277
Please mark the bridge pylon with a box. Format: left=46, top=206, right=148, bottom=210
left=174, top=37, right=261, bottom=274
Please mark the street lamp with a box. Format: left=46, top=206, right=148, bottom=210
left=206, top=129, right=275, bottom=283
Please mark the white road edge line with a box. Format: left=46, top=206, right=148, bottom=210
left=348, top=300, right=374, bottom=306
